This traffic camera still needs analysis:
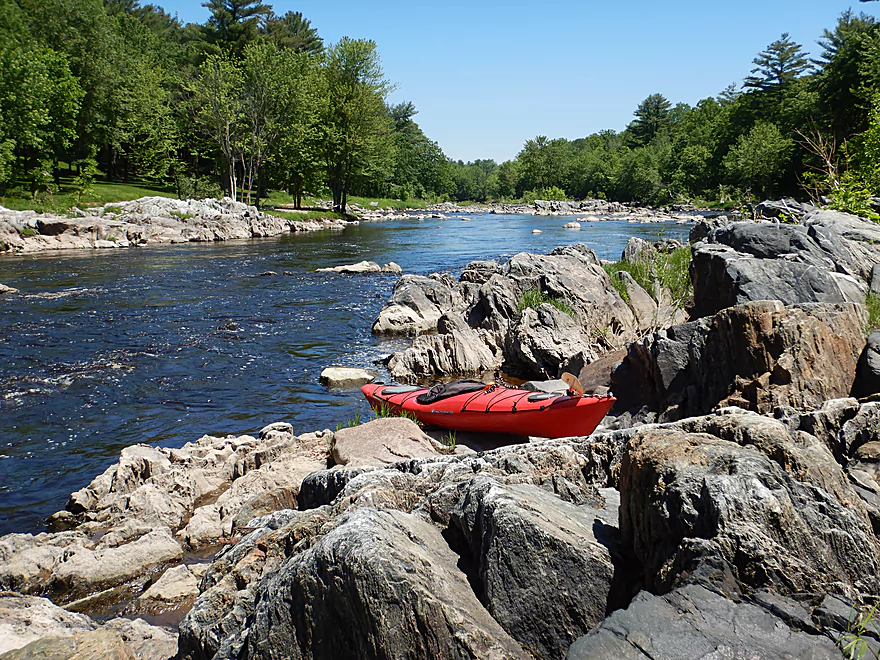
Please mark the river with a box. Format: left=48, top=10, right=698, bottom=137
left=0, top=212, right=691, bottom=535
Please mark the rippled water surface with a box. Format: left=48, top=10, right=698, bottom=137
left=0, top=212, right=691, bottom=534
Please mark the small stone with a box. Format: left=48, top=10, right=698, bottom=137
left=563, top=221, right=581, bottom=229
left=140, top=565, right=199, bottom=602
left=531, top=229, right=542, bottom=234
left=0, top=283, right=19, bottom=294
left=381, top=262, right=403, bottom=274
left=259, top=271, right=277, bottom=277
left=319, top=366, right=374, bottom=389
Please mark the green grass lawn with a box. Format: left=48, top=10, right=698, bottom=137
left=1, top=177, right=176, bottom=213
left=270, top=209, right=347, bottom=222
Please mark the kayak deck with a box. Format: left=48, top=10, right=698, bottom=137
left=361, top=382, right=614, bottom=439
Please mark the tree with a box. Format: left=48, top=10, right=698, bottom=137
left=815, top=11, right=880, bottom=140
left=201, top=0, right=271, bottom=57
left=723, top=121, right=792, bottom=197
left=743, top=33, right=811, bottom=92
left=321, top=37, right=394, bottom=213
left=0, top=44, right=82, bottom=187
left=192, top=53, right=245, bottom=200
left=516, top=136, right=568, bottom=196
left=628, top=94, right=672, bottom=146
left=264, top=11, right=322, bottom=54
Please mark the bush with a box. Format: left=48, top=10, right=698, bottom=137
left=866, top=292, right=880, bottom=335
left=19, top=226, right=37, bottom=237
left=176, top=175, right=222, bottom=200
left=522, top=186, right=568, bottom=203
left=517, top=288, right=574, bottom=316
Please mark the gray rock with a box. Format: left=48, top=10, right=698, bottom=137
left=372, top=274, right=459, bottom=335
left=872, top=264, right=880, bottom=295
left=620, top=426, right=879, bottom=596
left=0, top=283, right=18, bottom=294
left=612, top=301, right=865, bottom=422
left=618, top=270, right=659, bottom=332
left=691, top=242, right=862, bottom=318
left=387, top=312, right=495, bottom=381
left=505, top=304, right=596, bottom=379
left=754, top=198, right=816, bottom=220
left=244, top=507, right=529, bottom=659
left=854, top=331, right=880, bottom=398
left=566, top=585, right=843, bottom=660
left=459, top=260, right=498, bottom=284
left=318, top=366, right=374, bottom=389
left=449, top=477, right=619, bottom=658
left=331, top=418, right=442, bottom=467
left=621, top=236, right=654, bottom=263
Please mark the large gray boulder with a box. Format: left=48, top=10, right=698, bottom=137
left=691, top=242, right=864, bottom=318
left=387, top=313, right=496, bottom=381
left=372, top=274, right=464, bottom=335
left=619, top=426, right=879, bottom=597
left=692, top=212, right=880, bottom=317
left=331, top=418, right=442, bottom=467
left=505, top=303, right=596, bottom=379
left=611, top=301, right=866, bottom=422
left=566, top=585, right=843, bottom=660
left=245, top=507, right=529, bottom=659
left=449, top=477, right=620, bottom=658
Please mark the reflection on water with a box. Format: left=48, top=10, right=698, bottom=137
left=0, top=212, right=690, bottom=533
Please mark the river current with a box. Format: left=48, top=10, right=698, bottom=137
left=0, top=212, right=691, bottom=534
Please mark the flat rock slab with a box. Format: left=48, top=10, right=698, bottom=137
left=331, top=418, right=441, bottom=467
left=316, top=260, right=401, bottom=274
left=0, top=593, right=95, bottom=655
left=140, top=564, right=199, bottom=602
left=566, top=585, right=843, bottom=660
left=319, top=367, right=374, bottom=389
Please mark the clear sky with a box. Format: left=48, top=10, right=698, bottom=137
left=160, top=0, right=880, bottom=163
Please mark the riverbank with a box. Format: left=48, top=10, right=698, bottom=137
left=2, top=205, right=879, bottom=658
left=0, top=197, right=352, bottom=255
left=0, top=196, right=709, bottom=257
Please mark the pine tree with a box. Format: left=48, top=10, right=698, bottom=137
left=628, top=94, right=672, bottom=146
left=201, top=0, right=271, bottom=57
left=743, top=33, right=811, bottom=91
left=264, top=11, right=322, bottom=54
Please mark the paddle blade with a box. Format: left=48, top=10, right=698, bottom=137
left=561, top=372, right=584, bottom=396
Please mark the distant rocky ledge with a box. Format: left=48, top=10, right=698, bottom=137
left=0, top=197, right=353, bottom=255
left=0, top=196, right=702, bottom=257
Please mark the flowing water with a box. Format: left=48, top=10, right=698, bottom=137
left=0, top=212, right=691, bottom=534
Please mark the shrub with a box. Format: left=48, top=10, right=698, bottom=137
left=170, top=210, right=195, bottom=220
left=517, top=288, right=574, bottom=316
left=866, top=292, right=880, bottom=335
left=602, top=245, right=693, bottom=310
left=19, top=226, right=37, bottom=237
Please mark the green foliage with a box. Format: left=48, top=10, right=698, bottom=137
left=522, top=185, right=567, bottom=203
left=841, top=602, right=879, bottom=660
left=723, top=122, right=792, bottom=198
left=628, top=93, right=672, bottom=146
left=176, top=175, right=223, bottom=200
left=743, top=33, right=811, bottom=91
left=169, top=210, right=194, bottom=220
left=603, top=246, right=693, bottom=310
left=517, top=289, right=574, bottom=317
left=866, top=292, right=880, bottom=334
left=19, top=226, right=37, bottom=237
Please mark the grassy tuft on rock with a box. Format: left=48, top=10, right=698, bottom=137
left=517, top=288, right=574, bottom=317
left=603, top=246, right=693, bottom=310
left=865, top=292, right=880, bottom=335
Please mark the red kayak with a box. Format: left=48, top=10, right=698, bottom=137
left=361, top=381, right=614, bottom=439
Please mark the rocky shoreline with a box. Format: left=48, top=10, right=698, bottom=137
left=2, top=203, right=880, bottom=659
left=0, top=197, right=353, bottom=256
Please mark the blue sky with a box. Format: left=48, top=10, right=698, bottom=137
left=161, top=0, right=880, bottom=162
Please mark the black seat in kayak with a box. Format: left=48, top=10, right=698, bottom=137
left=416, top=380, right=486, bottom=405
left=380, top=385, right=421, bottom=395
